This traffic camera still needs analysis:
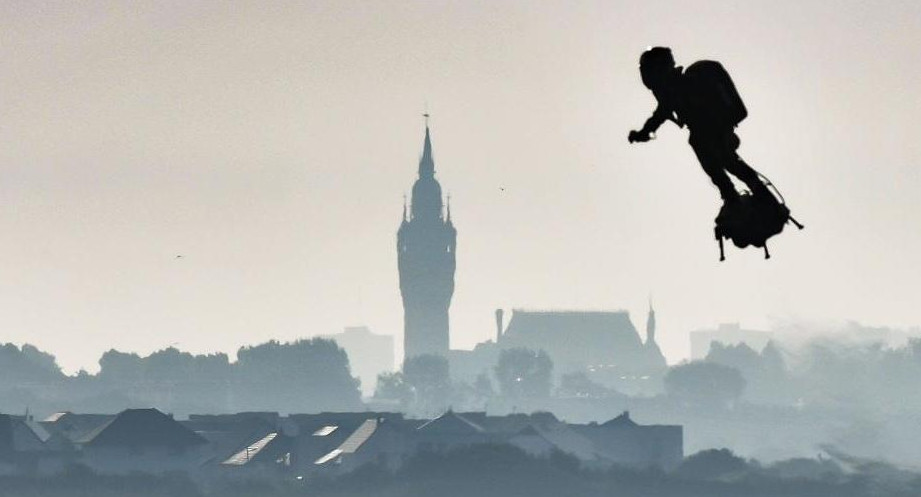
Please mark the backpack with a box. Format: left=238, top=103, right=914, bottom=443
left=683, top=60, right=748, bottom=129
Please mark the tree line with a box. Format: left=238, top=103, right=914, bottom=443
left=0, top=339, right=362, bottom=416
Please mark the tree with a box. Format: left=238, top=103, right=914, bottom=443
left=473, top=373, right=495, bottom=401
left=706, top=341, right=790, bottom=404
left=760, top=341, right=786, bottom=374
left=374, top=371, right=413, bottom=409
left=664, top=361, right=745, bottom=407
left=402, top=354, right=452, bottom=415
left=557, top=372, right=613, bottom=399
left=705, top=342, right=761, bottom=372
left=0, top=343, right=64, bottom=385
left=494, top=348, right=553, bottom=400
left=97, top=350, right=144, bottom=383
left=676, top=448, right=749, bottom=480
left=234, top=338, right=362, bottom=412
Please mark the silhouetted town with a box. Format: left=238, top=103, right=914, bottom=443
left=3, top=124, right=921, bottom=497
left=1, top=408, right=681, bottom=476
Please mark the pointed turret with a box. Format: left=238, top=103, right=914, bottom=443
left=410, top=122, right=444, bottom=222
left=419, top=125, right=435, bottom=178
left=646, top=297, right=656, bottom=345
left=641, top=297, right=667, bottom=371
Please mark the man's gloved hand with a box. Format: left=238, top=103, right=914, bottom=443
left=628, top=129, right=652, bottom=143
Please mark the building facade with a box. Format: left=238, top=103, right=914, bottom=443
left=397, top=123, right=456, bottom=360
left=496, top=309, right=666, bottom=375
left=321, top=326, right=395, bottom=396
left=690, top=323, right=772, bottom=360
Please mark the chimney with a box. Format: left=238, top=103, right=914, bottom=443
left=495, top=309, right=504, bottom=342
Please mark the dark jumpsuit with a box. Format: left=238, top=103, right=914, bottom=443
left=643, top=69, right=765, bottom=201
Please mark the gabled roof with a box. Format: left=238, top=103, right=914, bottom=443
left=508, top=421, right=601, bottom=462
left=338, top=419, right=377, bottom=453
left=289, top=412, right=402, bottom=435
left=416, top=411, right=484, bottom=434
left=41, top=413, right=115, bottom=443
left=221, top=432, right=279, bottom=466
left=185, top=412, right=279, bottom=431
left=0, top=415, right=58, bottom=452
left=22, top=418, right=51, bottom=443
left=291, top=413, right=416, bottom=468
left=601, top=411, right=638, bottom=429
left=508, top=427, right=555, bottom=456
left=461, top=412, right=558, bottom=434
left=292, top=413, right=384, bottom=447
left=499, top=310, right=646, bottom=369
left=314, top=418, right=378, bottom=466
left=79, top=408, right=206, bottom=450
left=515, top=425, right=542, bottom=437
left=182, top=413, right=278, bottom=444
left=502, top=310, right=640, bottom=342
left=527, top=422, right=600, bottom=461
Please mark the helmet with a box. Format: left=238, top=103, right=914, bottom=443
left=639, top=46, right=676, bottom=89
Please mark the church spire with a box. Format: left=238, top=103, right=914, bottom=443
left=410, top=116, right=444, bottom=222
left=419, top=114, right=434, bottom=178
left=646, top=296, right=657, bottom=345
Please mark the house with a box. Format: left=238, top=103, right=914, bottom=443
left=320, top=326, right=395, bottom=397
left=573, top=411, right=683, bottom=470
left=507, top=421, right=604, bottom=466
left=40, top=411, right=115, bottom=445
left=3, top=408, right=684, bottom=478
left=293, top=412, right=417, bottom=477
left=0, top=413, right=72, bottom=474
left=183, top=412, right=292, bottom=477
left=414, top=410, right=490, bottom=451
left=75, top=408, right=208, bottom=474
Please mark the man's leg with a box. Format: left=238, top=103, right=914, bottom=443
left=690, top=135, right=738, bottom=201
left=722, top=132, right=771, bottom=197
left=726, top=156, right=771, bottom=197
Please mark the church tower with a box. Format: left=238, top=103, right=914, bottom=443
left=397, top=120, right=456, bottom=359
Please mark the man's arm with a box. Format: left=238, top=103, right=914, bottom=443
left=642, top=103, right=672, bottom=135
left=629, top=103, right=671, bottom=143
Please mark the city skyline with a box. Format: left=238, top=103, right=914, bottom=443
left=0, top=1, right=919, bottom=373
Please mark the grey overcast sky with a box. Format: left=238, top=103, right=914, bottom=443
left=0, top=1, right=919, bottom=372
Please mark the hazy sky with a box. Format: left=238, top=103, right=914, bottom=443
left=0, top=1, right=919, bottom=372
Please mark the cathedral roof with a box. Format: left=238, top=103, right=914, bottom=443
left=498, top=310, right=648, bottom=370
left=501, top=310, right=642, bottom=347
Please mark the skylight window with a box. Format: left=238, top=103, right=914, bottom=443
left=313, top=425, right=338, bottom=436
